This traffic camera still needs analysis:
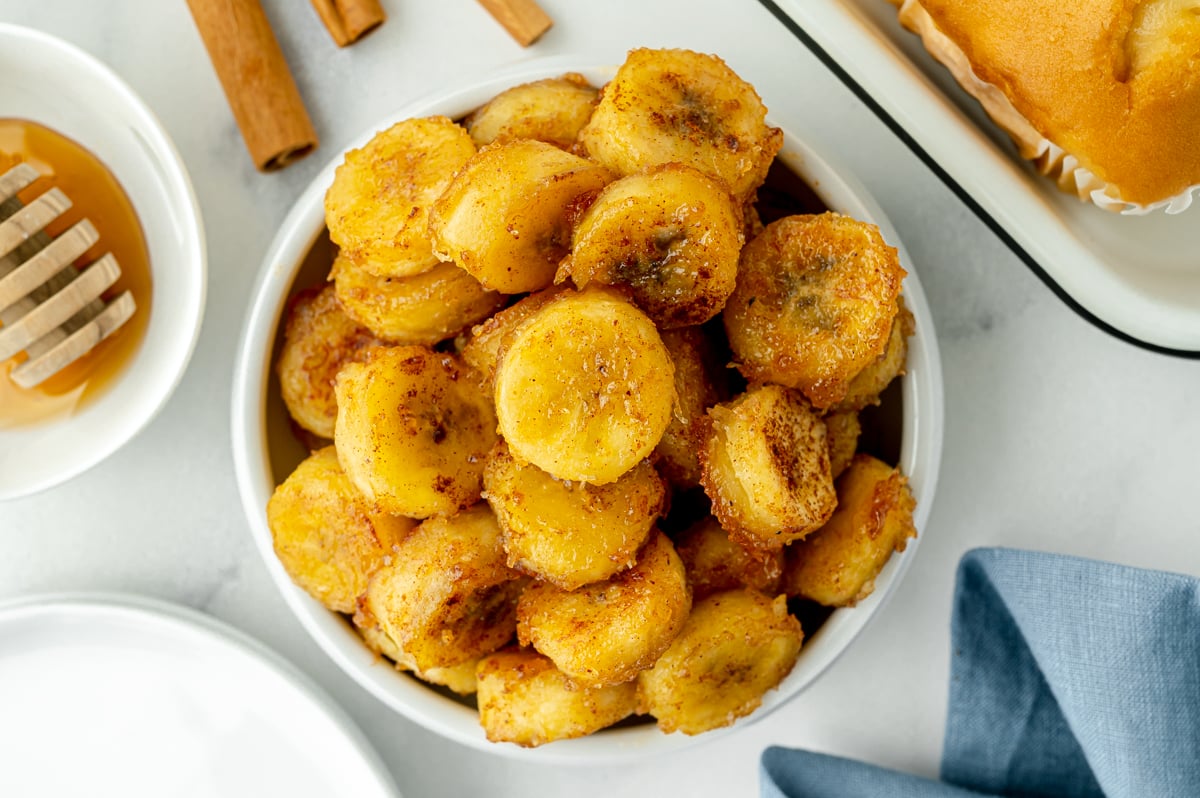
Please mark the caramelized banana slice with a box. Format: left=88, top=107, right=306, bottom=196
left=654, top=327, right=725, bottom=488
left=517, top=530, right=690, bottom=687
left=578, top=48, right=782, bottom=198
left=477, top=649, right=638, bottom=747
left=267, top=446, right=414, bottom=614
left=835, top=295, right=914, bottom=412
left=724, top=213, right=905, bottom=409
left=699, top=384, right=836, bottom=551
left=558, top=164, right=743, bottom=328
left=823, top=409, right=861, bottom=480
left=493, top=287, right=676, bottom=485
left=277, top=285, right=385, bottom=439
left=325, top=117, right=475, bottom=278
left=459, top=286, right=567, bottom=391
left=484, top=441, right=665, bottom=589
left=333, top=255, right=503, bottom=346
left=675, top=517, right=783, bottom=601
left=358, top=504, right=525, bottom=671
left=428, top=139, right=613, bottom=294
left=334, top=346, right=497, bottom=518
left=637, top=589, right=802, bottom=735
left=783, top=454, right=917, bottom=607
left=467, top=74, right=599, bottom=149
left=358, top=623, right=481, bottom=695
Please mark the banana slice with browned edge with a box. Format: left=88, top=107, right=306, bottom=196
left=428, top=139, right=613, bottom=294
left=358, top=504, right=526, bottom=672
left=653, top=326, right=725, bottom=488
left=835, top=295, right=914, bottom=412
left=267, top=446, right=414, bottom=614
left=476, top=648, right=638, bottom=747
left=493, top=287, right=676, bottom=485
left=333, top=255, right=503, bottom=346
left=783, top=454, right=917, bottom=607
left=467, top=74, right=599, bottom=150
left=517, top=530, right=690, bottom=687
left=325, top=117, right=475, bottom=278
left=637, top=589, right=802, bottom=735
left=484, top=441, right=665, bottom=590
left=724, top=213, right=905, bottom=409
left=578, top=48, right=782, bottom=199
left=459, top=286, right=567, bottom=392
left=334, top=346, right=497, bottom=518
left=357, top=624, right=483, bottom=696
left=674, top=516, right=783, bottom=601
left=700, top=383, right=836, bottom=551
left=558, top=163, right=743, bottom=328
left=822, top=409, right=861, bottom=480
left=277, top=284, right=385, bottom=440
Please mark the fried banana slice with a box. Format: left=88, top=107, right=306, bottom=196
left=724, top=213, right=905, bottom=409
left=699, top=384, right=836, bottom=551
left=674, top=516, right=783, bottom=601
left=332, top=255, right=503, bottom=346
left=637, top=589, right=802, bottom=735
left=836, top=295, right=914, bottom=411
left=334, top=346, right=497, bottom=518
left=277, top=285, right=385, bottom=439
left=459, top=286, right=567, bottom=392
left=467, top=74, right=599, bottom=149
left=578, top=48, right=782, bottom=198
left=653, top=327, right=725, bottom=488
left=476, top=649, right=638, bottom=747
left=358, top=504, right=525, bottom=671
left=783, top=454, right=917, bottom=607
left=517, top=530, right=690, bottom=687
left=493, top=287, right=676, bottom=485
left=267, top=446, right=414, bottom=613
left=358, top=623, right=482, bottom=695
left=823, top=409, right=861, bottom=480
left=325, top=117, right=475, bottom=278
left=428, top=139, right=612, bottom=294
left=558, top=163, right=743, bottom=328
left=483, top=441, right=665, bottom=590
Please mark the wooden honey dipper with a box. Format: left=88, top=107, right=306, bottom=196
left=0, top=163, right=135, bottom=389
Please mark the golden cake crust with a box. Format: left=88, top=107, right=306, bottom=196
left=917, top=0, right=1200, bottom=206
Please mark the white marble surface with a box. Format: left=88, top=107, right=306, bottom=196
left=2, top=1, right=1199, bottom=795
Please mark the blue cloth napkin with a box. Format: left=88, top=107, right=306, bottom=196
left=762, top=547, right=1200, bottom=798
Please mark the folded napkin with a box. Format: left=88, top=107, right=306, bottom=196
left=762, top=547, right=1200, bottom=798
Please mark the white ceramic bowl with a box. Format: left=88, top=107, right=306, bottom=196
left=0, top=24, right=206, bottom=500
left=232, top=59, right=943, bottom=760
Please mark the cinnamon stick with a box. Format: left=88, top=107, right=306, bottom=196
left=311, top=0, right=386, bottom=47
left=476, top=0, right=553, bottom=47
left=186, top=0, right=318, bottom=171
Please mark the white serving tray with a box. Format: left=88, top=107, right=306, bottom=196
left=761, top=0, right=1200, bottom=357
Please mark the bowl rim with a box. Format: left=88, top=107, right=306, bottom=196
left=0, top=23, right=208, bottom=500
left=231, top=56, right=944, bottom=762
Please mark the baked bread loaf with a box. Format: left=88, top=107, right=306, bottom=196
left=895, top=0, right=1200, bottom=214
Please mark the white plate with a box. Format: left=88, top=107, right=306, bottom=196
left=0, top=24, right=207, bottom=499
left=0, top=593, right=399, bottom=798
left=761, top=0, right=1200, bottom=357
left=231, top=57, right=944, bottom=760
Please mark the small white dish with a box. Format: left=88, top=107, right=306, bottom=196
left=231, top=58, right=944, bottom=760
left=0, top=24, right=206, bottom=499
left=0, top=593, right=399, bottom=798
left=763, top=0, right=1200, bottom=356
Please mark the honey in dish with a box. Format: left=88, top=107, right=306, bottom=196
left=0, top=119, right=151, bottom=428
